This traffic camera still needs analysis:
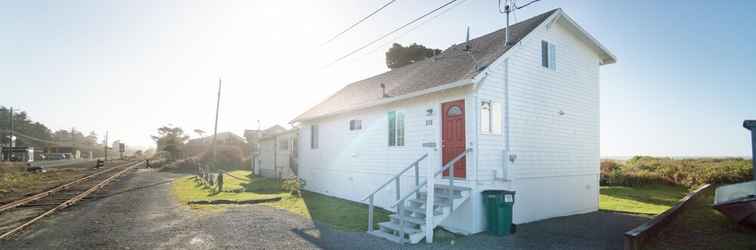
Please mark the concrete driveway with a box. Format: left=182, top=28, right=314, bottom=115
left=0, top=168, right=647, bottom=249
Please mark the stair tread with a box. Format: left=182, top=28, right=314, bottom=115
left=368, top=230, right=402, bottom=243
left=418, top=191, right=462, bottom=199
left=409, top=198, right=451, bottom=207
left=379, top=221, right=422, bottom=234
left=403, top=205, right=442, bottom=216
left=391, top=214, right=425, bottom=225
left=434, top=184, right=472, bottom=191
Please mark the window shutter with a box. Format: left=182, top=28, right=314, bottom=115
left=310, top=125, right=319, bottom=149
left=388, top=112, right=396, bottom=146
left=397, top=112, right=405, bottom=146
left=541, top=40, right=549, bottom=68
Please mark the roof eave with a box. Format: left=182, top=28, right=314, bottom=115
left=552, top=9, right=617, bottom=66
left=291, top=78, right=475, bottom=123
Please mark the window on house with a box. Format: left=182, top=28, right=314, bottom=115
left=278, top=137, right=289, bottom=151
left=541, top=40, right=556, bottom=70
left=349, top=119, right=362, bottom=131
left=388, top=111, right=405, bottom=146
left=481, top=101, right=502, bottom=134
left=310, top=125, right=319, bottom=149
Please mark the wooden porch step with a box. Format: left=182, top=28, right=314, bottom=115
left=434, top=184, right=472, bottom=192
left=391, top=214, right=425, bottom=225
left=418, top=191, right=462, bottom=200
left=408, top=197, right=451, bottom=208
left=402, top=205, right=442, bottom=216
left=379, top=221, right=422, bottom=234
left=368, top=230, right=402, bottom=243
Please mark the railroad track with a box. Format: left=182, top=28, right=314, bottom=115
left=0, top=160, right=144, bottom=240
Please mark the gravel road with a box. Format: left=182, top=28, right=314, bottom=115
left=0, top=168, right=647, bottom=249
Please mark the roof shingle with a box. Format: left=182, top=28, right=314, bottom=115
left=294, top=9, right=558, bottom=122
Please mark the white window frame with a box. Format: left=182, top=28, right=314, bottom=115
left=388, top=111, right=405, bottom=147
left=480, top=100, right=502, bottom=135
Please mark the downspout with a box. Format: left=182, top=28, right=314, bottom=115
left=504, top=58, right=512, bottom=181
left=473, top=72, right=490, bottom=186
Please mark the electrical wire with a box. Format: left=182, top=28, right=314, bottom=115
left=327, top=0, right=459, bottom=67
left=322, top=0, right=398, bottom=45
left=361, top=0, right=471, bottom=57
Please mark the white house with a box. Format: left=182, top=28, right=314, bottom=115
left=292, top=9, right=615, bottom=244
left=257, top=129, right=298, bottom=179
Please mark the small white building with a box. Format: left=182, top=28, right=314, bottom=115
left=292, top=9, right=615, bottom=243
left=257, top=129, right=298, bottom=179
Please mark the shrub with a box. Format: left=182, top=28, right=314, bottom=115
left=601, top=157, right=753, bottom=188
left=281, top=177, right=306, bottom=196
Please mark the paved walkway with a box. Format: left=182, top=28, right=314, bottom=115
left=0, top=169, right=648, bottom=249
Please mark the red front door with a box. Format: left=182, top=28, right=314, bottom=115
left=442, top=100, right=466, bottom=178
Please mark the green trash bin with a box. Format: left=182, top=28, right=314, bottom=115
left=483, top=190, right=515, bottom=236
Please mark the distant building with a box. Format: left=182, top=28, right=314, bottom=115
left=243, top=125, right=286, bottom=173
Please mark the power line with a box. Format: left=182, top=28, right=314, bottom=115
left=322, top=0, right=398, bottom=45
left=361, top=0, right=471, bottom=57
left=327, top=0, right=459, bottom=67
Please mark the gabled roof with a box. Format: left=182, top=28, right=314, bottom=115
left=293, top=9, right=614, bottom=122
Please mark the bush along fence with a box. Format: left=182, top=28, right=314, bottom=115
left=196, top=164, right=223, bottom=193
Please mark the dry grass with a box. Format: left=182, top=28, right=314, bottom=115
left=0, top=166, right=85, bottom=202
left=647, top=188, right=756, bottom=249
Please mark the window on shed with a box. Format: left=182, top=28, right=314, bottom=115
left=349, top=119, right=362, bottom=131
left=310, top=125, right=319, bottom=149
left=541, top=40, right=556, bottom=70
left=481, top=101, right=502, bottom=134
left=388, top=111, right=405, bottom=146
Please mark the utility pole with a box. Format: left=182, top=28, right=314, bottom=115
left=212, top=77, right=222, bottom=170
left=9, top=107, right=14, bottom=148
left=104, top=131, right=108, bottom=162
left=71, top=127, right=76, bottom=159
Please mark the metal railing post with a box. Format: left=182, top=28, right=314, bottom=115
left=395, top=178, right=401, bottom=213
left=398, top=199, right=405, bottom=244
left=414, top=163, right=419, bottom=187
left=449, top=160, right=455, bottom=213
left=368, top=196, right=374, bottom=232
left=425, top=160, right=435, bottom=243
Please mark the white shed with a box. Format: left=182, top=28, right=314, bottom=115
left=257, top=129, right=298, bottom=179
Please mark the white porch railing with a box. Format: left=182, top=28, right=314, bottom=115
left=362, top=148, right=471, bottom=244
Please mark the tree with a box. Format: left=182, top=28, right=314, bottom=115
left=194, top=129, right=206, bottom=138
left=85, top=131, right=98, bottom=146
left=151, top=126, right=189, bottom=160
left=385, top=43, right=442, bottom=69
left=0, top=106, right=53, bottom=147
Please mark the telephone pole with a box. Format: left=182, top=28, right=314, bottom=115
left=212, top=78, right=222, bottom=169
left=104, top=131, right=109, bottom=162
left=9, top=107, right=14, bottom=148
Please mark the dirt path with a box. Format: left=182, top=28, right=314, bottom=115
left=0, top=168, right=322, bottom=249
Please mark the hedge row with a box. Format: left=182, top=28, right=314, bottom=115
left=601, top=156, right=753, bottom=188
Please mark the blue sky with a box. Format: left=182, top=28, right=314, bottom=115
left=1, top=0, right=755, bottom=156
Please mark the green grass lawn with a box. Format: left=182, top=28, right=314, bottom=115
left=646, top=188, right=756, bottom=250
left=172, top=170, right=391, bottom=231
left=599, top=184, right=688, bottom=215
